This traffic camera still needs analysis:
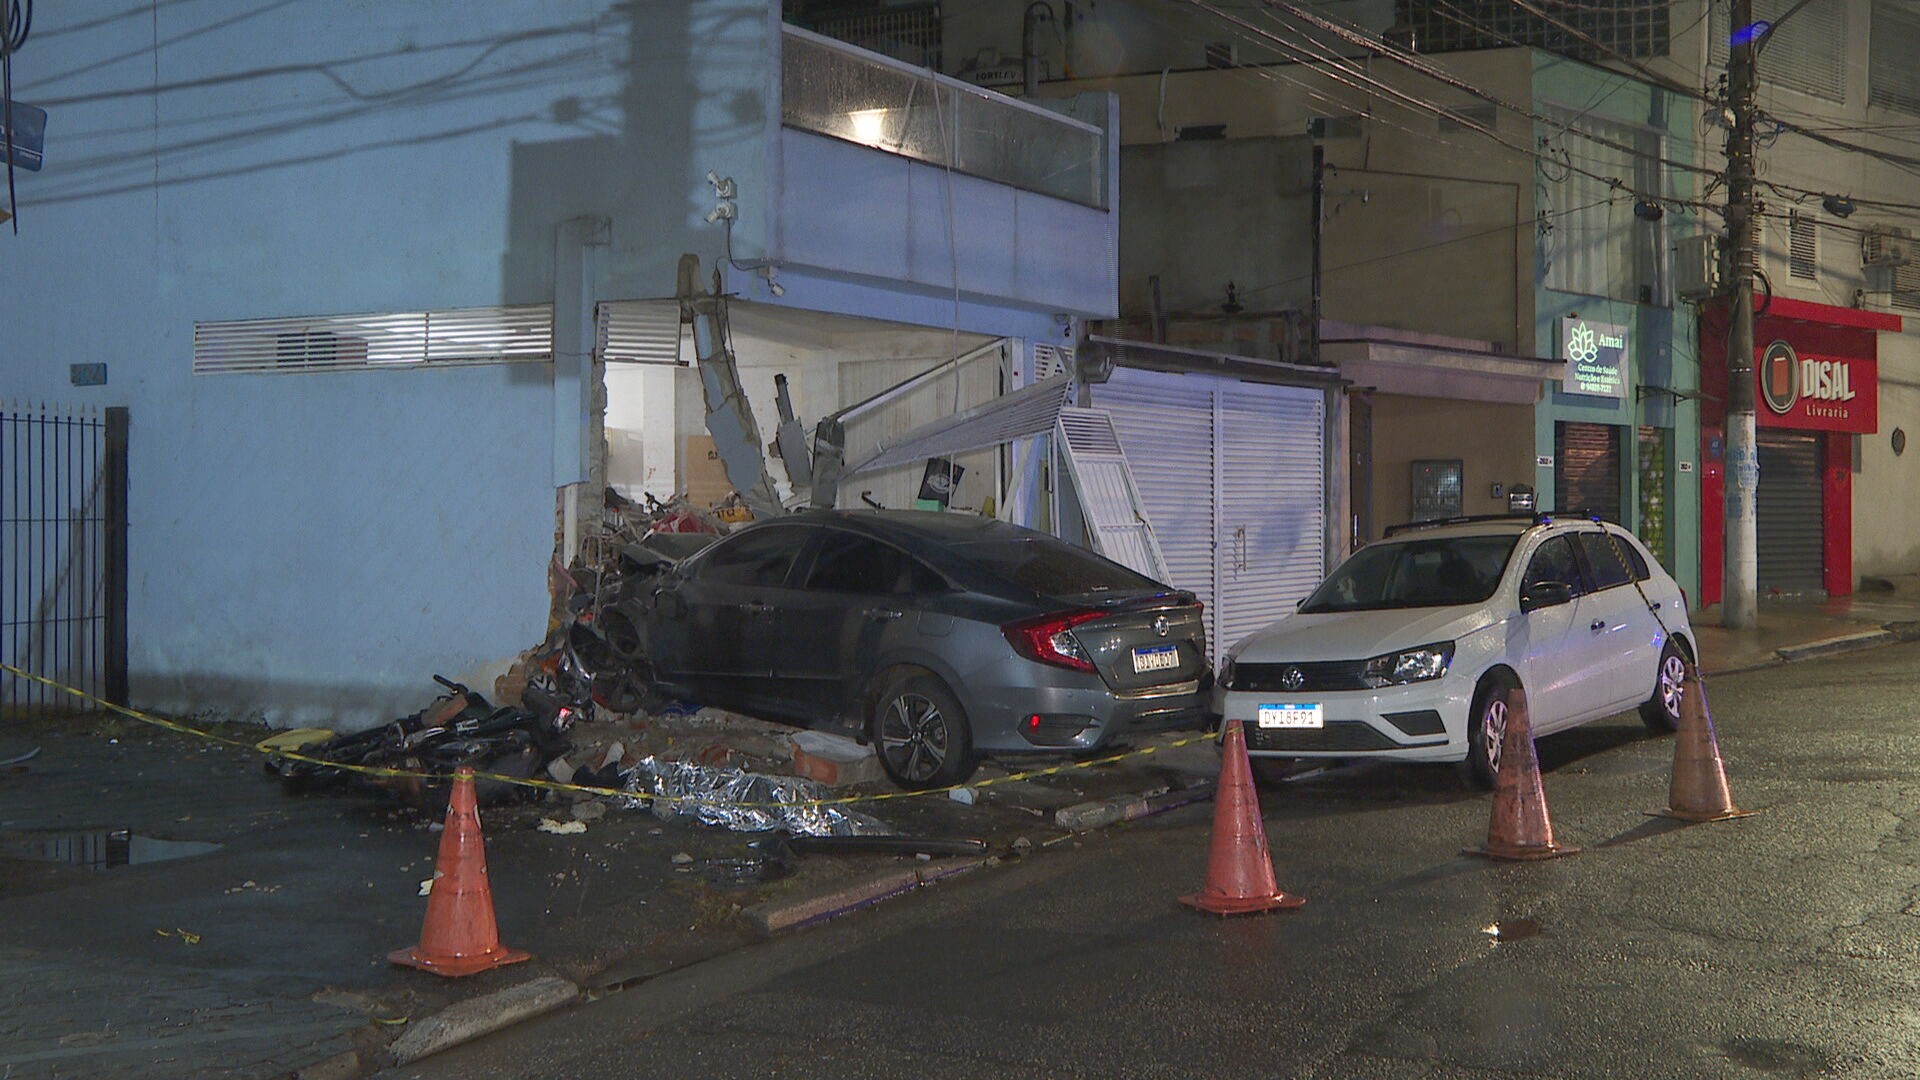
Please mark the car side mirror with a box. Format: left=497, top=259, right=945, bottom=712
left=1520, top=580, right=1575, bottom=612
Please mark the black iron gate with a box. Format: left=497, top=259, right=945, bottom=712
left=1, top=405, right=127, bottom=711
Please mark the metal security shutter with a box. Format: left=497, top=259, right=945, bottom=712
left=1216, top=382, right=1326, bottom=655
left=1093, top=367, right=1326, bottom=660
left=1756, top=429, right=1824, bottom=595
left=1095, top=370, right=1220, bottom=651
left=1555, top=421, right=1622, bottom=522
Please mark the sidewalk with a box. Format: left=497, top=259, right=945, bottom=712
left=1689, top=590, right=1920, bottom=674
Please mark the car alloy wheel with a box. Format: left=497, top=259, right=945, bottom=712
left=1462, top=674, right=1516, bottom=790
left=1640, top=639, right=1689, bottom=732
left=1482, top=694, right=1508, bottom=777
left=879, top=692, right=950, bottom=785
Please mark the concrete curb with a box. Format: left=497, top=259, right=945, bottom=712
left=1774, top=628, right=1897, bottom=663
left=741, top=856, right=994, bottom=935
left=386, top=976, right=582, bottom=1066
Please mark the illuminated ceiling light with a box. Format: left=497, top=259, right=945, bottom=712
left=848, top=108, right=889, bottom=147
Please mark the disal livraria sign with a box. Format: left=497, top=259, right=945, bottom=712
left=1559, top=316, right=1628, bottom=400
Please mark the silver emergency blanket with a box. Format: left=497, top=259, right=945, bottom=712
left=619, top=756, right=889, bottom=837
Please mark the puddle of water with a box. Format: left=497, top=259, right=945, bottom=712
left=6, top=829, right=222, bottom=870
left=1480, top=917, right=1543, bottom=944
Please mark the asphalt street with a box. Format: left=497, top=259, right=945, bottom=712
left=388, top=641, right=1920, bottom=1080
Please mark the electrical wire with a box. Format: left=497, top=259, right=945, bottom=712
left=1, top=0, right=30, bottom=235
left=1186, top=0, right=1709, bottom=211
left=1227, top=193, right=1628, bottom=306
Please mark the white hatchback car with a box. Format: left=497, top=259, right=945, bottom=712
left=1213, top=515, right=1694, bottom=787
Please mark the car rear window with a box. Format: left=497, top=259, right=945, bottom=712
left=949, top=537, right=1161, bottom=600
left=1301, top=534, right=1519, bottom=613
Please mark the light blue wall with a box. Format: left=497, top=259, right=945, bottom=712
left=1530, top=55, right=1701, bottom=600
left=2, top=1, right=1113, bottom=727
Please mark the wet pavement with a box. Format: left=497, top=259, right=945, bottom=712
left=0, top=704, right=1214, bottom=1079
left=391, top=640, right=1920, bottom=1079
left=1, top=591, right=1917, bottom=1077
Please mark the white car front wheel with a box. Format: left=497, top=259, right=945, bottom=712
left=1462, top=674, right=1517, bottom=790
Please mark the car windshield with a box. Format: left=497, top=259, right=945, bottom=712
left=949, top=536, right=1162, bottom=602
left=1300, top=533, right=1520, bottom=613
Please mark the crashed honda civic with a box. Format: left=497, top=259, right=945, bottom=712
left=641, top=510, right=1208, bottom=789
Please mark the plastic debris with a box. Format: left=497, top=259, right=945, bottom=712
left=948, top=787, right=976, bottom=806
left=617, top=756, right=889, bottom=837
left=537, top=818, right=588, bottom=835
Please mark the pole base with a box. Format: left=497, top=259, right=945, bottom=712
left=1178, top=890, right=1308, bottom=916
left=1463, top=842, right=1579, bottom=862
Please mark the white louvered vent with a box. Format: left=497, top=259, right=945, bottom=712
left=1031, top=343, right=1071, bottom=381
left=1788, top=211, right=1818, bottom=281
left=194, top=305, right=552, bottom=375
left=1711, top=0, right=1848, bottom=103
left=597, top=300, right=686, bottom=365
left=1058, top=408, right=1124, bottom=457
left=1891, top=264, right=1920, bottom=311
left=1871, top=1, right=1920, bottom=113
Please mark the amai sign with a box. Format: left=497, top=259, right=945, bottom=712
left=1559, top=316, right=1628, bottom=400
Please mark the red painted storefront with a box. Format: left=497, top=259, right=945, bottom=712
left=1699, top=297, right=1900, bottom=603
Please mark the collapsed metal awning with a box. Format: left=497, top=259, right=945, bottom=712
left=843, top=375, right=1073, bottom=478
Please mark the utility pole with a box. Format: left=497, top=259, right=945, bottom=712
left=1721, top=0, right=1760, bottom=630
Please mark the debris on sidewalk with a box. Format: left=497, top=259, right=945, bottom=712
left=537, top=818, right=588, bottom=836
left=788, top=729, right=883, bottom=787
left=617, top=756, right=890, bottom=837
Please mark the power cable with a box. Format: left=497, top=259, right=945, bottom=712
left=1, top=0, right=30, bottom=235
left=1219, top=193, right=1628, bottom=308
left=1231, top=0, right=1725, bottom=185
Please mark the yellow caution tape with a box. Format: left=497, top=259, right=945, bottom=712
left=0, top=662, right=1220, bottom=809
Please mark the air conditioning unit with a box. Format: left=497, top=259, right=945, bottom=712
left=1675, top=233, right=1722, bottom=302
left=1863, top=226, right=1912, bottom=269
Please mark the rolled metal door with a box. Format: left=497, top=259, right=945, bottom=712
left=1755, top=428, right=1824, bottom=595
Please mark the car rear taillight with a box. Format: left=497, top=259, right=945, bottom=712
left=1003, top=610, right=1105, bottom=674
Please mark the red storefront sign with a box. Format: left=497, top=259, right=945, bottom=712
left=1698, top=297, right=1900, bottom=604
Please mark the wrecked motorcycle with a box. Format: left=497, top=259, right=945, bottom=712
left=266, top=675, right=580, bottom=807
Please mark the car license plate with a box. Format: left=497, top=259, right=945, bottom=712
left=1257, top=703, right=1323, bottom=729
left=1131, top=644, right=1179, bottom=673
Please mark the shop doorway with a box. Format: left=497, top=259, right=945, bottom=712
left=1554, top=421, right=1622, bottom=522
left=1755, top=428, right=1824, bottom=595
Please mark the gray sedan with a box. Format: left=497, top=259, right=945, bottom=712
left=643, top=510, right=1208, bottom=788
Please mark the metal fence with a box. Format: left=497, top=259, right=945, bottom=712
left=1, top=405, right=127, bottom=712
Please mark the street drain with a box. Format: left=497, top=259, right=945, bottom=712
left=1480, top=918, right=1543, bottom=943
left=5, top=829, right=222, bottom=870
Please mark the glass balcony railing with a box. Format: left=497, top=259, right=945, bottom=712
left=781, top=26, right=1107, bottom=209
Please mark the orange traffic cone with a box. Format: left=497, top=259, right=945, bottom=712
left=390, top=768, right=531, bottom=977
left=1648, top=663, right=1756, bottom=823
left=1179, top=720, right=1307, bottom=916
left=1464, top=686, right=1577, bottom=861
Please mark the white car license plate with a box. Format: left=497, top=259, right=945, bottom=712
left=1257, top=703, right=1323, bottom=729
left=1131, top=644, right=1179, bottom=673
